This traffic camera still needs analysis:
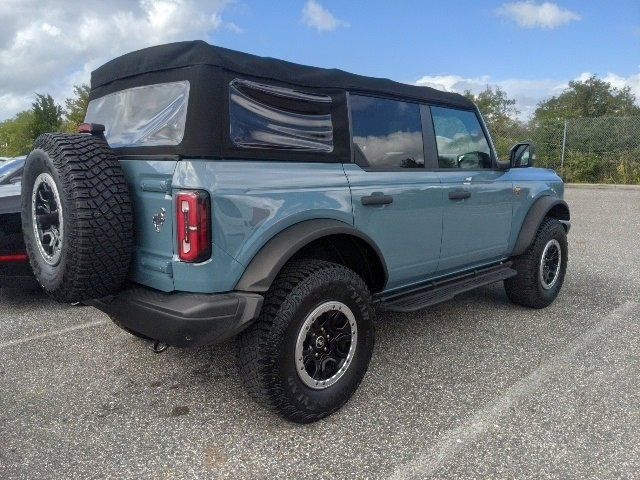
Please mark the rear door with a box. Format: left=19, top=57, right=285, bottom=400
left=428, top=106, right=513, bottom=272
left=344, top=94, right=443, bottom=291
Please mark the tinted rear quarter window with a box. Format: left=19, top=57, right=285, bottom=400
left=229, top=79, right=334, bottom=152
left=350, top=95, right=424, bottom=169
left=430, top=106, right=492, bottom=169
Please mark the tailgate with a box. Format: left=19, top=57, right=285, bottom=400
left=119, top=159, right=177, bottom=292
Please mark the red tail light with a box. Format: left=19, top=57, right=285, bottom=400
left=176, top=191, right=211, bottom=262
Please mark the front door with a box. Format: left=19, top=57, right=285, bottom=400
left=429, top=106, right=513, bottom=272
left=345, top=95, right=443, bottom=290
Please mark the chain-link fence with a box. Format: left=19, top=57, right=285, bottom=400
left=488, top=116, right=640, bottom=184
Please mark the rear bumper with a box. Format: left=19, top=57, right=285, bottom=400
left=86, top=285, right=263, bottom=347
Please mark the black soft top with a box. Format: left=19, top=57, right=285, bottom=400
left=92, top=40, right=472, bottom=109
left=89, top=41, right=476, bottom=160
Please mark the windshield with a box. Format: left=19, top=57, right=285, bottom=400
left=0, top=157, right=25, bottom=184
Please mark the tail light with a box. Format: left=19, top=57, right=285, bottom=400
left=176, top=191, right=211, bottom=262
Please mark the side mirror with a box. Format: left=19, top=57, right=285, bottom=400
left=509, top=141, right=536, bottom=168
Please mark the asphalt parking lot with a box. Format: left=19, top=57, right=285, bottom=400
left=1, top=186, right=639, bottom=480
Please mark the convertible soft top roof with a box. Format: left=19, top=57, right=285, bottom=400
left=91, top=40, right=473, bottom=109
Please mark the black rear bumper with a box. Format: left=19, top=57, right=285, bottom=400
left=86, top=285, right=263, bottom=347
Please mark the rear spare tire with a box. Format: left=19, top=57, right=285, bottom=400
left=21, top=133, right=133, bottom=302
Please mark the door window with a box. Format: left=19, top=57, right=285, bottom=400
left=350, top=95, right=424, bottom=169
left=431, top=107, right=492, bottom=169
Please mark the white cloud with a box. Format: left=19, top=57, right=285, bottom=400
left=301, top=0, right=348, bottom=32
left=416, top=72, right=640, bottom=120
left=496, top=1, right=581, bottom=29
left=0, top=0, right=236, bottom=121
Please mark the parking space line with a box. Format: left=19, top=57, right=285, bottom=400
left=0, top=320, right=109, bottom=350
left=390, top=300, right=640, bottom=480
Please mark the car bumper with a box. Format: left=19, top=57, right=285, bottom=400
left=0, top=252, right=37, bottom=289
left=86, top=285, right=263, bottom=347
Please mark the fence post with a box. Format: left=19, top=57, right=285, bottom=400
left=560, top=119, right=567, bottom=179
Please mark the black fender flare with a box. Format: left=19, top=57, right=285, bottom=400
left=235, top=219, right=388, bottom=293
left=512, top=196, right=570, bottom=256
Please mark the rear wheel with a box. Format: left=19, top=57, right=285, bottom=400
left=237, top=259, right=375, bottom=423
left=505, top=217, right=568, bottom=308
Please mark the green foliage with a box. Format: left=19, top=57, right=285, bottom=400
left=62, top=84, right=91, bottom=133
left=31, top=93, right=63, bottom=139
left=534, top=75, right=640, bottom=122
left=464, top=85, right=519, bottom=127
left=0, top=110, right=36, bottom=156
left=0, top=84, right=90, bottom=156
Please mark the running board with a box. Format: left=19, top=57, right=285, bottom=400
left=379, top=263, right=517, bottom=313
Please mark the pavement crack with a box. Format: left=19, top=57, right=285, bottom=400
left=0, top=320, right=109, bottom=349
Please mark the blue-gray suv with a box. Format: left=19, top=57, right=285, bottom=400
left=20, top=41, right=570, bottom=423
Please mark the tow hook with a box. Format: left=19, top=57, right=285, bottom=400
left=152, top=340, right=170, bottom=353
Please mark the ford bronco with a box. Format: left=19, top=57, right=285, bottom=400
left=21, top=41, right=570, bottom=423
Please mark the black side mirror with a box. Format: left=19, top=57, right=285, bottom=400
left=509, top=141, right=536, bottom=168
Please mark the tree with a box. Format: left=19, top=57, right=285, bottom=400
left=0, top=110, right=36, bottom=157
left=30, top=93, right=63, bottom=139
left=534, top=75, right=640, bottom=122
left=63, top=84, right=90, bottom=133
left=464, top=86, right=523, bottom=159
left=463, top=86, right=519, bottom=128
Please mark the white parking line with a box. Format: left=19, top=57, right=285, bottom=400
left=0, top=320, right=109, bottom=350
left=390, top=300, right=640, bottom=480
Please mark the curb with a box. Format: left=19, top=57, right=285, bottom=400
left=565, top=183, right=640, bottom=191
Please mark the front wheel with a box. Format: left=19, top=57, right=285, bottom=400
left=505, top=217, right=568, bottom=308
left=237, top=259, right=375, bottom=423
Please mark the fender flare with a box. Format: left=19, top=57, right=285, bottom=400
left=512, top=196, right=570, bottom=256
left=235, top=219, right=388, bottom=293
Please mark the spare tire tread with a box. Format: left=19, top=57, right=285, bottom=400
left=22, top=133, right=133, bottom=302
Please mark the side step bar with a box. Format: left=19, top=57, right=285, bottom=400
left=379, top=263, right=517, bottom=313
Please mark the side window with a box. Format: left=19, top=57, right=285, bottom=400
left=229, top=79, right=334, bottom=152
left=430, top=106, right=492, bottom=169
left=350, top=95, right=424, bottom=169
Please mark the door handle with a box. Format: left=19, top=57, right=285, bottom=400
left=361, top=192, right=394, bottom=206
left=449, top=190, right=471, bottom=200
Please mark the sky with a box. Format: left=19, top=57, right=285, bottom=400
left=0, top=0, right=638, bottom=121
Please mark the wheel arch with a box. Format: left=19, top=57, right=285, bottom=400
left=512, top=196, right=570, bottom=256
left=234, top=219, right=388, bottom=293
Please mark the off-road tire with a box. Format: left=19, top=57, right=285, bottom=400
left=237, top=259, right=375, bottom=423
left=21, top=133, right=133, bottom=302
left=505, top=217, right=568, bottom=308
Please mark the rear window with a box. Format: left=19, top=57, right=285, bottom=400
left=229, top=79, right=334, bottom=152
left=85, top=81, right=190, bottom=148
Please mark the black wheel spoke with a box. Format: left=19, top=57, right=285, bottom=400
left=298, top=305, right=355, bottom=385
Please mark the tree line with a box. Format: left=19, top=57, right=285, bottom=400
left=1, top=76, right=639, bottom=182
left=463, top=75, right=640, bottom=183
left=0, top=85, right=89, bottom=157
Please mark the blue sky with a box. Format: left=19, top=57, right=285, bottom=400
left=0, top=0, right=638, bottom=120
left=213, top=1, right=638, bottom=83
